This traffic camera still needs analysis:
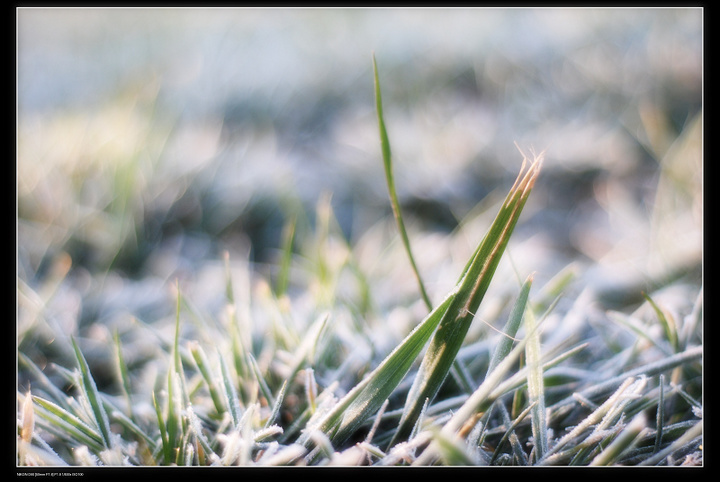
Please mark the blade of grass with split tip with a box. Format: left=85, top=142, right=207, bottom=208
left=487, top=274, right=533, bottom=377
left=392, top=150, right=543, bottom=447
left=70, top=337, right=113, bottom=449
left=373, top=53, right=432, bottom=311
left=524, top=300, right=548, bottom=461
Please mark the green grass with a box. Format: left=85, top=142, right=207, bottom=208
left=17, top=57, right=702, bottom=467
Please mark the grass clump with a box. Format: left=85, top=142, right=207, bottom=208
left=17, top=57, right=702, bottom=467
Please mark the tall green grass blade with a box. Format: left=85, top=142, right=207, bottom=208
left=373, top=53, right=432, bottom=311
left=70, top=337, right=113, bottom=449
left=392, top=150, right=543, bottom=446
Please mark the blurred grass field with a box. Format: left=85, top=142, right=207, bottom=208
left=17, top=7, right=702, bottom=466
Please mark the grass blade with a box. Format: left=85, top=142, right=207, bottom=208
left=487, top=274, right=533, bottom=376
left=654, top=374, right=665, bottom=453
left=524, top=304, right=548, bottom=461
left=152, top=390, right=171, bottom=463
left=265, top=379, right=288, bottom=430
left=113, top=329, right=136, bottom=423
left=643, top=293, right=679, bottom=353
left=70, top=337, right=113, bottom=449
left=189, top=341, right=226, bottom=416
left=219, top=351, right=242, bottom=428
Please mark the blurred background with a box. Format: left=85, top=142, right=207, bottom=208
left=17, top=8, right=702, bottom=375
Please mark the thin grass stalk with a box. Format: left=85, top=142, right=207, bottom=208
left=373, top=53, right=432, bottom=311
left=654, top=374, right=665, bottom=453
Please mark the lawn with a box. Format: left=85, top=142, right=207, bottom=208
left=17, top=7, right=702, bottom=467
